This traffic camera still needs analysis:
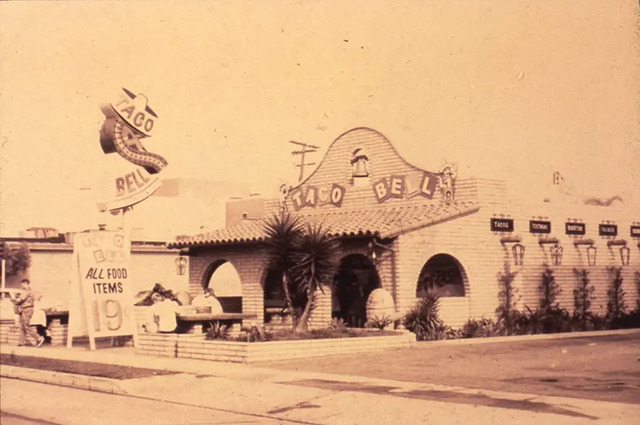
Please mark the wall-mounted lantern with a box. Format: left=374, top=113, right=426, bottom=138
left=586, top=245, right=597, bottom=267
left=549, top=244, right=563, bottom=266
left=501, top=236, right=524, bottom=266
left=512, top=243, right=525, bottom=266
left=607, top=240, right=630, bottom=267
left=620, top=245, right=630, bottom=266
left=574, top=239, right=596, bottom=267
left=175, top=255, right=188, bottom=276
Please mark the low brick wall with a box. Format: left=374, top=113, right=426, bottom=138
left=133, top=329, right=416, bottom=363
left=177, top=331, right=417, bottom=363
left=0, top=317, right=68, bottom=346
left=0, top=319, right=19, bottom=345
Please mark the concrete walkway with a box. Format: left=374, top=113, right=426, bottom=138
left=2, top=331, right=639, bottom=424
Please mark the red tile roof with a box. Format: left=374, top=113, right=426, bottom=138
left=170, top=201, right=478, bottom=248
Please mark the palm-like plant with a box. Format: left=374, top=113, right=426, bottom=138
left=263, top=213, right=304, bottom=329
left=263, top=214, right=340, bottom=333
left=290, top=224, right=340, bottom=332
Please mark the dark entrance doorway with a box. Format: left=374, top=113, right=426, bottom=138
left=332, top=254, right=380, bottom=328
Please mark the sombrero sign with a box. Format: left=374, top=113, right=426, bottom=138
left=97, top=88, right=168, bottom=213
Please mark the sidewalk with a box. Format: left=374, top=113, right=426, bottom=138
left=2, top=331, right=640, bottom=425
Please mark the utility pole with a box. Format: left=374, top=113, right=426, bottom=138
left=290, top=140, right=319, bottom=182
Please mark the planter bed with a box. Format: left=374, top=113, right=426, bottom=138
left=177, top=331, right=416, bottom=363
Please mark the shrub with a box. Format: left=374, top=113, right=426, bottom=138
left=496, top=263, right=520, bottom=334
left=238, top=325, right=273, bottom=343
left=457, top=318, right=500, bottom=338
left=540, top=265, right=561, bottom=311
left=204, top=322, right=230, bottom=341
left=403, top=294, right=452, bottom=341
left=573, top=268, right=596, bottom=331
left=365, top=316, right=393, bottom=330
left=522, top=306, right=571, bottom=334
left=606, top=267, right=627, bottom=323
left=329, top=317, right=347, bottom=330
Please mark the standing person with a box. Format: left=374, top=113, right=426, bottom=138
left=11, top=279, right=44, bottom=347
left=30, top=293, right=48, bottom=343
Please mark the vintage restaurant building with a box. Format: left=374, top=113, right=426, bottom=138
left=170, top=127, right=640, bottom=329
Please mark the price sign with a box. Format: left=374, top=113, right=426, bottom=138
left=68, top=229, right=136, bottom=350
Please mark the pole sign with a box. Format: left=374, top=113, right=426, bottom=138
left=97, top=88, right=168, bottom=213
left=490, top=218, right=514, bottom=232
left=599, top=224, right=618, bottom=237
left=67, top=230, right=137, bottom=350
left=565, top=222, right=586, bottom=236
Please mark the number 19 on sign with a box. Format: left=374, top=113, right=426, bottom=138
left=93, top=299, right=128, bottom=332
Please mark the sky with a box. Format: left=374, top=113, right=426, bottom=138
left=1, top=1, right=638, bottom=239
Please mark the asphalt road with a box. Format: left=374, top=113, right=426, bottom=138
left=262, top=333, right=640, bottom=404
left=0, top=379, right=287, bottom=425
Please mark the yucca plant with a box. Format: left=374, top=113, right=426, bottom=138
left=289, top=224, right=340, bottom=333
left=263, top=213, right=304, bottom=330
left=263, top=214, right=340, bottom=333
left=403, top=293, right=449, bottom=341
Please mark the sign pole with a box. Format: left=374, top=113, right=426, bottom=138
left=1, top=259, right=5, bottom=289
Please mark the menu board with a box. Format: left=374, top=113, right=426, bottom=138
left=67, top=229, right=136, bottom=350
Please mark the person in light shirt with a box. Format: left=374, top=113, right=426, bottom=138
left=148, top=293, right=180, bottom=333
left=191, top=288, right=223, bottom=315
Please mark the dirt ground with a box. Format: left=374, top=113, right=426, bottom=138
left=0, top=353, right=177, bottom=380
left=262, top=333, right=640, bottom=404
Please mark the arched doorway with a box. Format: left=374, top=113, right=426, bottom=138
left=202, top=260, right=243, bottom=313
left=416, top=254, right=467, bottom=298
left=263, top=269, right=288, bottom=325
left=333, top=254, right=380, bottom=327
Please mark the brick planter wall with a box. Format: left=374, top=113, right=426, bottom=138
left=1, top=317, right=69, bottom=346
left=176, top=331, right=416, bottom=363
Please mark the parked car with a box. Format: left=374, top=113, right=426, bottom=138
left=0, top=288, right=21, bottom=323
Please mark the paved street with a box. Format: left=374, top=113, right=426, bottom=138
left=1, top=331, right=639, bottom=424
left=263, top=332, right=640, bottom=405
left=0, top=379, right=289, bottom=425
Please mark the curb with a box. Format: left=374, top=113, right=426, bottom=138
left=0, top=364, right=128, bottom=395
left=414, top=328, right=640, bottom=346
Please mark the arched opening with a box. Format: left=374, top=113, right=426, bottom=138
left=416, top=254, right=467, bottom=298
left=333, top=254, right=380, bottom=328
left=201, top=260, right=243, bottom=313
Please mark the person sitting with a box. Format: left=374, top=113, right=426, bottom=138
left=146, top=293, right=180, bottom=333
left=191, top=288, right=223, bottom=314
